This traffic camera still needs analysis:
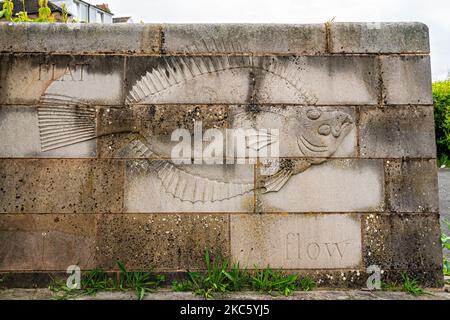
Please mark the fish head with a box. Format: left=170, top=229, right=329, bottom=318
left=294, top=108, right=354, bottom=158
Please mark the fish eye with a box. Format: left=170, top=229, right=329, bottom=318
left=318, top=124, right=331, bottom=136
left=306, top=109, right=321, bottom=120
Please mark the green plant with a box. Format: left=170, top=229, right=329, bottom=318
left=171, top=280, right=193, bottom=292
left=0, top=273, right=8, bottom=288
left=442, top=219, right=450, bottom=277
left=381, top=280, right=400, bottom=291
left=81, top=269, right=116, bottom=296
left=48, top=277, right=81, bottom=300
left=14, top=0, right=32, bottom=22
left=118, top=262, right=165, bottom=300
left=298, top=276, right=316, bottom=291
left=433, top=81, right=450, bottom=167
left=381, top=274, right=424, bottom=295
left=251, top=267, right=299, bottom=296
left=188, top=248, right=233, bottom=298
left=172, top=248, right=250, bottom=299
left=401, top=273, right=424, bottom=296
left=60, top=3, right=68, bottom=23
left=0, top=0, right=14, bottom=20
left=223, top=262, right=249, bottom=291
left=35, top=0, right=54, bottom=22
left=49, top=263, right=165, bottom=300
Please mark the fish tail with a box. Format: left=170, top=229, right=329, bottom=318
left=37, top=95, right=96, bottom=152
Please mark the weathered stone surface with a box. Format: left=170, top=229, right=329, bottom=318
left=230, top=214, right=362, bottom=269
left=163, top=24, right=326, bottom=54
left=0, top=106, right=96, bottom=157
left=96, top=105, right=356, bottom=159
left=363, top=213, right=443, bottom=287
left=381, top=55, right=433, bottom=105
left=1, top=288, right=450, bottom=300
left=0, top=23, right=161, bottom=53
left=97, top=105, right=229, bottom=158
left=0, top=54, right=125, bottom=105
left=125, top=55, right=379, bottom=105
left=0, top=23, right=440, bottom=287
left=229, top=105, right=357, bottom=158
left=330, top=22, right=430, bottom=53
left=0, top=214, right=97, bottom=271
left=0, top=159, right=124, bottom=213
left=124, top=160, right=254, bottom=213
left=359, top=106, right=436, bottom=158
left=385, top=159, right=439, bottom=213
left=256, top=159, right=384, bottom=212
left=96, top=214, right=229, bottom=271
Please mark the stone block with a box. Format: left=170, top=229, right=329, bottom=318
left=256, top=159, right=385, bottom=212
left=0, top=106, right=96, bottom=157
left=0, top=159, right=124, bottom=213
left=0, top=214, right=98, bottom=271
left=162, top=24, right=326, bottom=54
left=0, top=54, right=125, bottom=105
left=330, top=22, right=430, bottom=53
left=381, top=55, right=433, bottom=105
left=359, top=105, right=436, bottom=158
left=230, top=214, right=362, bottom=269
left=96, top=214, right=229, bottom=271
left=124, top=55, right=379, bottom=105
left=0, top=23, right=161, bottom=54
left=385, top=159, right=439, bottom=213
left=124, top=160, right=255, bottom=213
left=363, top=213, right=443, bottom=286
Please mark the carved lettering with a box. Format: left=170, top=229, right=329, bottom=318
left=38, top=63, right=88, bottom=81
left=324, top=241, right=350, bottom=258
left=285, top=234, right=353, bottom=262
left=285, top=233, right=301, bottom=260
left=306, top=242, right=320, bottom=260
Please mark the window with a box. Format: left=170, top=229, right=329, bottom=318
left=74, top=1, right=88, bottom=22
left=74, top=1, right=80, bottom=17
left=96, top=11, right=104, bottom=23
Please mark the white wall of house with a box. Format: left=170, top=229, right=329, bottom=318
left=51, top=0, right=113, bottom=23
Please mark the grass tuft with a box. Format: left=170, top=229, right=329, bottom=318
left=49, top=262, right=165, bottom=300
left=401, top=273, right=424, bottom=296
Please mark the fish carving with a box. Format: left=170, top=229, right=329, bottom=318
left=36, top=41, right=354, bottom=203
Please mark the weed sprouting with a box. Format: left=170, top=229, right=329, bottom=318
left=381, top=273, right=425, bottom=296
left=298, top=276, right=316, bottom=291
left=250, top=267, right=298, bottom=296
left=401, top=273, right=424, bottom=296
left=117, top=262, right=165, bottom=300
left=49, top=262, right=165, bottom=300
left=442, top=219, right=450, bottom=277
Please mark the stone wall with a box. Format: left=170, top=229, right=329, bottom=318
left=0, top=22, right=443, bottom=287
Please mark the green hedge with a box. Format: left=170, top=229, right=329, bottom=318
left=433, top=80, right=450, bottom=167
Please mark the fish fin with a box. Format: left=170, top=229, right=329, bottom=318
left=148, top=160, right=253, bottom=203
left=37, top=99, right=96, bottom=152
left=128, top=138, right=254, bottom=203
left=262, top=169, right=292, bottom=193
left=40, top=93, right=91, bottom=107
left=246, top=131, right=279, bottom=151
left=121, top=137, right=156, bottom=159
left=126, top=54, right=253, bottom=104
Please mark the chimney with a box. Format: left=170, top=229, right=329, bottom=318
left=96, top=3, right=111, bottom=13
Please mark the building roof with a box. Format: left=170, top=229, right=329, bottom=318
left=71, top=0, right=113, bottom=15
left=95, top=3, right=111, bottom=13
left=3, top=0, right=68, bottom=15
left=112, top=16, right=132, bottom=23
